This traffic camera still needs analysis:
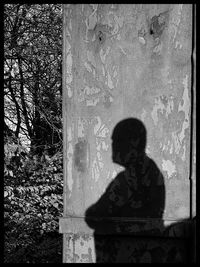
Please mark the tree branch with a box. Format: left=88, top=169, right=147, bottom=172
left=7, top=74, right=21, bottom=137
left=18, top=56, right=33, bottom=138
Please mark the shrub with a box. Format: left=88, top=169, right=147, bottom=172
left=4, top=140, right=63, bottom=263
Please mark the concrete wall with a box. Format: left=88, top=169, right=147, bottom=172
left=60, top=4, right=195, bottom=263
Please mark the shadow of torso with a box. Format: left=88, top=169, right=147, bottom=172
left=86, top=155, right=165, bottom=220
left=85, top=118, right=194, bottom=263
left=85, top=155, right=166, bottom=262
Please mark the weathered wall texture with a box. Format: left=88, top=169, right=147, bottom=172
left=60, top=4, right=195, bottom=263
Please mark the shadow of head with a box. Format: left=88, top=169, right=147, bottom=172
left=111, top=118, right=146, bottom=167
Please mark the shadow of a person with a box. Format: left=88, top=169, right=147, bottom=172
left=85, top=118, right=165, bottom=262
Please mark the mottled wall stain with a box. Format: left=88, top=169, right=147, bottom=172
left=73, top=234, right=95, bottom=263
left=61, top=4, right=194, bottom=263
left=74, top=139, right=88, bottom=173
left=162, top=159, right=176, bottom=178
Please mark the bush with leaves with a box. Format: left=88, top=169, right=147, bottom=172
left=4, top=140, right=63, bottom=262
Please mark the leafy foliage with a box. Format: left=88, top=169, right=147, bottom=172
left=4, top=138, right=63, bottom=263
left=4, top=4, right=63, bottom=263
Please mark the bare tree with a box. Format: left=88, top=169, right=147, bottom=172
left=4, top=4, right=62, bottom=155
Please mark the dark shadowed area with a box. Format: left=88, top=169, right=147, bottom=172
left=85, top=118, right=195, bottom=263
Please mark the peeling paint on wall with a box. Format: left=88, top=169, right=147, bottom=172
left=169, top=4, right=183, bottom=43
left=66, top=125, right=74, bottom=197
left=178, top=75, right=190, bottom=143
left=162, top=159, right=176, bottom=179
left=73, top=235, right=95, bottom=263
left=62, top=4, right=193, bottom=263
left=67, top=143, right=73, bottom=196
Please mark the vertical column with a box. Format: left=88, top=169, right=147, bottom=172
left=60, top=4, right=193, bottom=263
